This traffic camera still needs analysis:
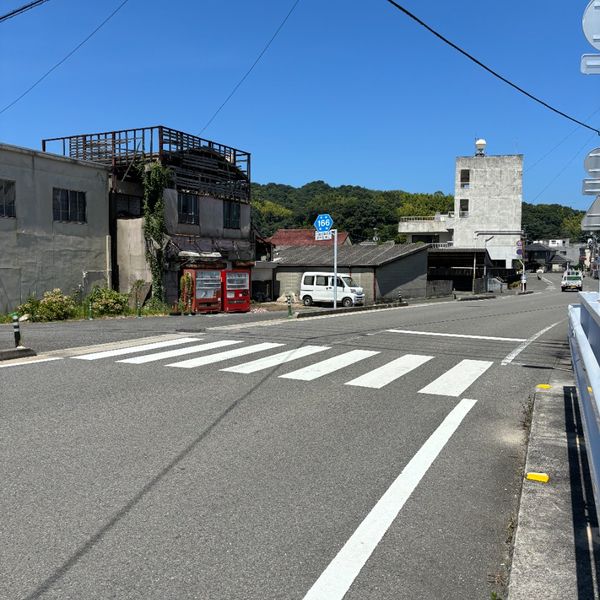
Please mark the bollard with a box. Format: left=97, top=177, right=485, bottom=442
left=12, top=315, right=21, bottom=347
left=88, top=300, right=93, bottom=320
left=287, top=294, right=293, bottom=318
left=136, top=300, right=142, bottom=318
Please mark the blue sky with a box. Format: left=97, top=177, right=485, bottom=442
left=1, top=0, right=599, bottom=211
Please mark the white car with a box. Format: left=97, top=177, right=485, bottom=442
left=561, top=272, right=583, bottom=292
left=300, top=272, right=365, bottom=307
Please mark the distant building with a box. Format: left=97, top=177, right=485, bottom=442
left=268, top=228, right=351, bottom=248
left=398, top=139, right=523, bottom=268
left=0, top=143, right=110, bottom=312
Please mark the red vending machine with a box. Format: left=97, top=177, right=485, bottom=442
left=184, top=268, right=222, bottom=313
left=221, top=269, right=251, bottom=313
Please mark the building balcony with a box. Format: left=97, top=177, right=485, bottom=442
left=398, top=213, right=456, bottom=234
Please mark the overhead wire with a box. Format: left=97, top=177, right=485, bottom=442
left=0, top=0, right=130, bottom=115
left=199, top=0, right=301, bottom=135
left=384, top=0, right=600, bottom=136
left=0, top=0, right=50, bottom=23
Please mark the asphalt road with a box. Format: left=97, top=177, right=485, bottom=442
left=0, top=273, right=589, bottom=599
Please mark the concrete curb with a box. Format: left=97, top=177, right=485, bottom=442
left=508, top=360, right=598, bottom=599
left=295, top=301, right=409, bottom=319
left=455, top=294, right=497, bottom=301
left=517, top=291, right=535, bottom=296
left=0, top=347, right=36, bottom=361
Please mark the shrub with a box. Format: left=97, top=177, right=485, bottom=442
left=87, top=286, right=129, bottom=316
left=36, top=289, right=77, bottom=321
left=17, top=294, right=41, bottom=319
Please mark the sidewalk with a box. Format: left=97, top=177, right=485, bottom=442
left=508, top=355, right=600, bottom=599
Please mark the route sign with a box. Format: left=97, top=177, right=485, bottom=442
left=583, top=0, right=600, bottom=51
left=516, top=240, right=523, bottom=247
left=516, top=248, right=523, bottom=256
left=315, top=231, right=333, bottom=241
left=585, top=148, right=600, bottom=175
left=581, top=54, right=600, bottom=74
left=583, top=179, right=600, bottom=195
left=313, top=214, right=333, bottom=232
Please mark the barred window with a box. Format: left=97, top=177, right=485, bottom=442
left=0, top=179, right=16, bottom=218
left=178, top=192, right=200, bottom=225
left=223, top=200, right=240, bottom=229
left=53, top=188, right=86, bottom=223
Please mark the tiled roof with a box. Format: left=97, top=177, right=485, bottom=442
left=268, top=228, right=350, bottom=247
left=273, top=242, right=427, bottom=267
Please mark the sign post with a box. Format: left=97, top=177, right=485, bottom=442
left=313, top=213, right=338, bottom=309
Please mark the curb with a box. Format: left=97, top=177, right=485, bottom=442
left=455, top=294, right=497, bottom=301
left=0, top=347, right=36, bottom=361
left=295, top=301, right=409, bottom=319
left=517, top=291, right=534, bottom=296
left=507, top=360, right=597, bottom=599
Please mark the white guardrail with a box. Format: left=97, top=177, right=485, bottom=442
left=568, top=292, right=600, bottom=524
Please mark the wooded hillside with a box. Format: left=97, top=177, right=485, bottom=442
left=251, top=181, right=586, bottom=243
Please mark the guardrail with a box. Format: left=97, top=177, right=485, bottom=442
left=568, top=292, right=600, bottom=525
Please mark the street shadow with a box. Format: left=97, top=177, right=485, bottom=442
left=564, top=385, right=600, bottom=599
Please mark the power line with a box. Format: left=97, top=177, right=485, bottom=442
left=0, top=0, right=130, bottom=115
left=199, top=0, right=301, bottom=135
left=0, top=0, right=50, bottom=24
left=384, top=0, right=600, bottom=136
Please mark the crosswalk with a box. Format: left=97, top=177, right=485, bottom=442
left=69, top=336, right=495, bottom=397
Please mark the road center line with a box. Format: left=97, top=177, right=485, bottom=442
left=302, top=398, right=477, bottom=600
left=386, top=329, right=526, bottom=342
left=501, top=321, right=561, bottom=366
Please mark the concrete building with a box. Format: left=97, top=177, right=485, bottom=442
left=398, top=140, right=523, bottom=268
left=273, top=242, right=429, bottom=304
left=43, top=126, right=254, bottom=306
left=0, top=143, right=110, bottom=312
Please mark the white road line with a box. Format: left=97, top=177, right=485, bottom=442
left=418, top=359, right=493, bottom=397
left=345, top=354, right=434, bottom=389
left=221, top=345, right=330, bottom=373
left=302, top=398, right=477, bottom=600
left=167, top=342, right=284, bottom=368
left=117, top=340, right=242, bottom=364
left=501, top=321, right=561, bottom=366
left=386, top=329, right=526, bottom=342
left=280, top=350, right=379, bottom=381
left=72, top=337, right=201, bottom=360
left=0, top=357, right=63, bottom=368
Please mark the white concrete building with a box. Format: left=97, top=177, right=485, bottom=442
left=398, top=140, right=523, bottom=268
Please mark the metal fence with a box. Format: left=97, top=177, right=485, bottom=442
left=568, top=292, right=600, bottom=526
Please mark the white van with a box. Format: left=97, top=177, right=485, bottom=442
left=300, top=272, right=365, bottom=307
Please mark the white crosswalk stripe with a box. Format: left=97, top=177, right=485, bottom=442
left=221, top=345, right=330, bottom=373
left=345, top=354, right=434, bottom=389
left=418, top=359, right=493, bottom=397
left=117, top=340, right=242, bottom=364
left=72, top=337, right=201, bottom=360
left=280, top=349, right=380, bottom=381
left=166, top=342, right=284, bottom=369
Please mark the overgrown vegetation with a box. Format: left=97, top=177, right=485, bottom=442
left=141, top=162, right=171, bottom=301
left=87, top=286, right=129, bottom=316
left=251, top=180, right=587, bottom=243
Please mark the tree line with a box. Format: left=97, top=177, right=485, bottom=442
left=251, top=180, right=587, bottom=243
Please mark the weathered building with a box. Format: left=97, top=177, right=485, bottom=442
left=399, top=139, right=523, bottom=268
left=43, top=126, right=253, bottom=305
left=0, top=143, right=110, bottom=312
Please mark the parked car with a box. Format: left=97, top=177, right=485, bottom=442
left=300, top=272, right=365, bottom=307
left=561, top=271, right=583, bottom=292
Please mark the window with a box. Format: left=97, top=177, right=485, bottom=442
left=178, top=192, right=200, bottom=225
left=0, top=179, right=16, bottom=218
left=223, top=200, right=241, bottom=229
left=316, top=276, right=328, bottom=286
left=460, top=169, right=470, bottom=189
left=53, top=188, right=86, bottom=222
left=304, top=275, right=314, bottom=285
left=459, top=198, right=469, bottom=216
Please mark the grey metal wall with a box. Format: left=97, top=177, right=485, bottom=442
left=375, top=249, right=428, bottom=300
left=0, top=144, right=109, bottom=312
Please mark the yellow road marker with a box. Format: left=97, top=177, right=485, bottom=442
left=526, top=472, right=550, bottom=483
left=536, top=384, right=552, bottom=390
